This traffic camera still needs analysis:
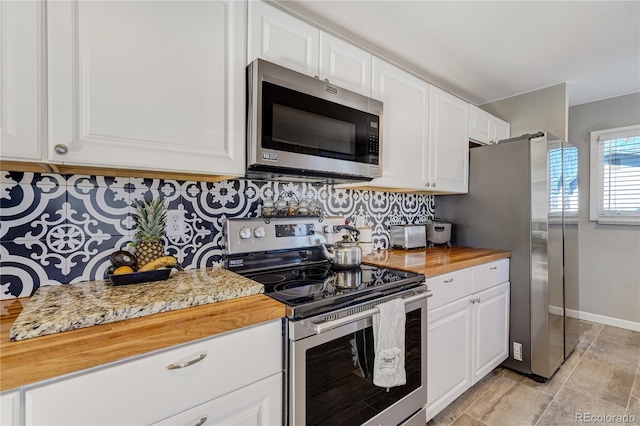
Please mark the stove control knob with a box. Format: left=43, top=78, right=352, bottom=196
left=239, top=226, right=252, bottom=240
left=323, top=225, right=334, bottom=234
left=253, top=226, right=266, bottom=238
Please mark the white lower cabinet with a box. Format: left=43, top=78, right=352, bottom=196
left=1, top=390, right=21, bottom=426
left=426, top=260, right=510, bottom=421
left=24, top=320, right=283, bottom=426
left=153, top=373, right=282, bottom=426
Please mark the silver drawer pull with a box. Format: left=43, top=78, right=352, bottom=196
left=193, top=417, right=207, bottom=426
left=166, top=353, right=207, bottom=370
left=443, top=278, right=454, bottom=283
left=489, top=266, right=498, bottom=270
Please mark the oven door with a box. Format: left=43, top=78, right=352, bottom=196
left=290, top=292, right=428, bottom=426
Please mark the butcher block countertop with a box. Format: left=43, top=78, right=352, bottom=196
left=363, top=246, right=511, bottom=277
left=1, top=247, right=508, bottom=392
left=0, top=272, right=286, bottom=391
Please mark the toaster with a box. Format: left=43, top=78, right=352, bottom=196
left=390, top=225, right=427, bottom=249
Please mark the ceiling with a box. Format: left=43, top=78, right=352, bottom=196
left=277, top=1, right=640, bottom=107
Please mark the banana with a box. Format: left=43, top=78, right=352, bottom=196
left=138, top=256, right=181, bottom=272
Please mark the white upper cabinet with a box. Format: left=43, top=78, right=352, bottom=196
left=248, top=1, right=319, bottom=76
left=47, top=0, right=246, bottom=176
left=492, top=116, right=511, bottom=142
left=0, top=0, right=45, bottom=162
left=248, top=2, right=372, bottom=96
left=368, top=57, right=429, bottom=190
left=319, top=33, right=372, bottom=97
left=428, top=86, right=469, bottom=193
left=469, top=104, right=510, bottom=144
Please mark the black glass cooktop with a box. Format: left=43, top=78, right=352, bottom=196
left=244, top=263, right=423, bottom=311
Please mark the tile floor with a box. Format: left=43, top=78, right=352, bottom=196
left=427, top=320, right=640, bottom=425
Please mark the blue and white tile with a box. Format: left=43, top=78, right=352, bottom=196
left=66, top=175, right=132, bottom=238
left=1, top=239, right=67, bottom=294
left=0, top=172, right=67, bottom=242
left=66, top=235, right=132, bottom=283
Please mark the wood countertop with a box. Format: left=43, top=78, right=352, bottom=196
left=0, top=247, right=507, bottom=392
left=0, top=293, right=286, bottom=391
left=363, top=246, right=511, bottom=277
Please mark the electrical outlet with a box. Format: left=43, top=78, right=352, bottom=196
left=166, top=210, right=185, bottom=237
left=513, top=342, right=523, bottom=361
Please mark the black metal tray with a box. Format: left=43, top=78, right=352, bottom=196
left=109, top=269, right=171, bottom=286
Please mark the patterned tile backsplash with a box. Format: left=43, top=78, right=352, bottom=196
left=0, top=171, right=434, bottom=299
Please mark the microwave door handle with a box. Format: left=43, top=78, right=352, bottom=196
left=312, top=292, right=429, bottom=335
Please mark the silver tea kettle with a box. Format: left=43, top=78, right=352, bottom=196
left=320, top=225, right=362, bottom=269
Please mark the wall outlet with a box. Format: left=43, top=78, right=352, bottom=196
left=513, top=342, right=523, bottom=361
left=166, top=209, right=185, bottom=237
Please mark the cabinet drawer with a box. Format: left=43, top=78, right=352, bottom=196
left=426, top=268, right=472, bottom=311
left=25, top=320, right=283, bottom=426
left=472, top=259, right=509, bottom=293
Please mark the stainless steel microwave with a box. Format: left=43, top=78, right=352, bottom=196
left=246, top=59, right=383, bottom=183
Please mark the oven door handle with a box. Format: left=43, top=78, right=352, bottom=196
left=312, top=291, right=430, bottom=335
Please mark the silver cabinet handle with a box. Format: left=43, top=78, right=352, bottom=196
left=476, top=298, right=481, bottom=303
left=489, top=266, right=497, bottom=270
left=470, top=299, right=475, bottom=304
left=54, top=144, right=68, bottom=154
left=443, top=278, right=454, bottom=283
left=166, top=353, right=207, bottom=370
left=193, top=417, right=207, bottom=426
left=425, top=182, right=430, bottom=187
left=432, top=182, right=436, bottom=187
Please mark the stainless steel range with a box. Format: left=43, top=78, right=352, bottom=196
left=223, top=217, right=430, bottom=426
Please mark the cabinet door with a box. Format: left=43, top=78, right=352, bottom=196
left=0, top=0, right=45, bottom=161
left=319, top=32, right=371, bottom=96
left=428, top=86, right=469, bottom=193
left=492, top=117, right=511, bottom=143
left=248, top=1, right=319, bottom=76
left=370, top=57, right=429, bottom=190
left=426, top=296, right=472, bottom=421
left=469, top=105, right=492, bottom=145
left=47, top=0, right=245, bottom=175
left=152, top=373, right=282, bottom=426
left=471, top=282, right=510, bottom=384
left=1, top=390, right=20, bottom=426
left=25, top=320, right=282, bottom=426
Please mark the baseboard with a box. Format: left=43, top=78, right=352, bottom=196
left=565, top=309, right=640, bottom=332
left=545, top=305, right=639, bottom=331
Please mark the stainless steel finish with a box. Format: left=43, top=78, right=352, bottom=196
left=290, top=287, right=429, bottom=426
left=437, top=132, right=579, bottom=380
left=165, top=353, right=207, bottom=370
left=320, top=239, right=362, bottom=269
left=192, top=418, right=207, bottom=426
left=390, top=225, right=427, bottom=249
left=223, top=216, right=346, bottom=255
left=247, top=59, right=383, bottom=182
left=427, top=222, right=452, bottom=245
left=400, top=407, right=427, bottom=426
left=311, top=292, right=430, bottom=334
left=54, top=144, right=68, bottom=154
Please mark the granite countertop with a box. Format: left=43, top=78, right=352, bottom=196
left=10, top=267, right=264, bottom=341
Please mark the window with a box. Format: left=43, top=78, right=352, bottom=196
left=590, top=124, right=640, bottom=224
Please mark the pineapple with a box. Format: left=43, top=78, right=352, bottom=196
left=133, top=198, right=167, bottom=268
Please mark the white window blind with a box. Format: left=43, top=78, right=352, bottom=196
left=590, top=125, right=640, bottom=225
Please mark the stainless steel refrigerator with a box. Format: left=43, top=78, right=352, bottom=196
left=438, top=132, right=579, bottom=381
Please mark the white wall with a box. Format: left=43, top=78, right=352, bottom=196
left=568, top=93, right=640, bottom=327
left=480, top=83, right=568, bottom=141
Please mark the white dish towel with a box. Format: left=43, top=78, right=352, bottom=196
left=372, top=298, right=406, bottom=390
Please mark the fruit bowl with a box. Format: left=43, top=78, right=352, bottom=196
left=109, top=269, right=171, bottom=286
